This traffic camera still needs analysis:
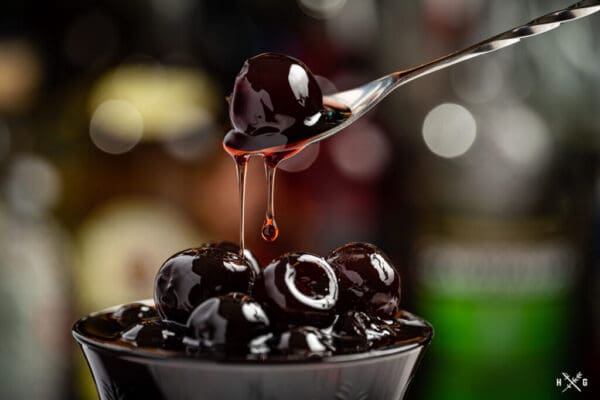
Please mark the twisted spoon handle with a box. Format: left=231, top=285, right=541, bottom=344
left=318, top=0, right=599, bottom=151
left=395, top=0, right=600, bottom=84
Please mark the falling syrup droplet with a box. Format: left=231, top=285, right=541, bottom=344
left=262, top=156, right=279, bottom=243
left=261, top=218, right=279, bottom=242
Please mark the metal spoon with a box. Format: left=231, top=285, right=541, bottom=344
left=304, top=0, right=600, bottom=148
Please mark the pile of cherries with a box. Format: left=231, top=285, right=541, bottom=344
left=89, top=241, right=408, bottom=359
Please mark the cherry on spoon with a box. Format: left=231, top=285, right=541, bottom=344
left=223, top=0, right=599, bottom=248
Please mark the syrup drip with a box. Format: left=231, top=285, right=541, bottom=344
left=233, top=155, right=249, bottom=256
left=261, top=156, right=279, bottom=242
left=261, top=217, right=278, bottom=242
left=260, top=152, right=297, bottom=242
left=230, top=149, right=298, bottom=248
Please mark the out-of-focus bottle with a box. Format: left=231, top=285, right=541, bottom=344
left=408, top=99, right=585, bottom=400
left=414, top=223, right=579, bottom=400
left=0, top=154, right=72, bottom=400
left=410, top=102, right=587, bottom=399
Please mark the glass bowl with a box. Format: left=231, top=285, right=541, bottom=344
left=73, top=300, right=433, bottom=400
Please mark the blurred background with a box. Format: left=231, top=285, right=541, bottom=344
left=0, top=0, right=598, bottom=399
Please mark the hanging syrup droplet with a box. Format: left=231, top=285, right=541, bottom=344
left=262, top=155, right=279, bottom=242
left=261, top=217, right=279, bottom=242
left=260, top=152, right=298, bottom=242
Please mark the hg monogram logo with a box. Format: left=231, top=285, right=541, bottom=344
left=555, top=372, right=588, bottom=393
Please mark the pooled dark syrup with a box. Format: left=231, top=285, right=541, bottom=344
left=223, top=53, right=351, bottom=250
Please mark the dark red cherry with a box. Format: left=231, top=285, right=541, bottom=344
left=154, top=246, right=256, bottom=324
left=327, top=243, right=401, bottom=318
left=77, top=304, right=158, bottom=341
left=186, top=293, right=270, bottom=353
left=254, top=252, right=338, bottom=327
left=363, top=318, right=395, bottom=347
left=113, top=303, right=158, bottom=329
left=229, top=53, right=322, bottom=136
left=333, top=310, right=395, bottom=351
left=206, top=241, right=261, bottom=276
left=267, top=327, right=334, bottom=358
left=78, top=314, right=124, bottom=341
left=332, top=311, right=370, bottom=353
left=224, top=53, right=351, bottom=153
left=121, top=320, right=184, bottom=350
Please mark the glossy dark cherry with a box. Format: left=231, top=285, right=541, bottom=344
left=363, top=317, right=395, bottom=347
left=327, top=242, right=401, bottom=318
left=228, top=53, right=322, bottom=139
left=154, top=246, right=256, bottom=324
left=207, top=241, right=261, bottom=275
left=255, top=252, right=338, bottom=327
left=113, top=303, right=159, bottom=329
left=267, top=326, right=334, bottom=358
left=76, top=304, right=157, bottom=341
left=332, top=311, right=370, bottom=353
left=186, top=292, right=270, bottom=353
left=332, top=310, right=396, bottom=352
left=78, top=314, right=125, bottom=341
left=121, top=320, right=184, bottom=350
left=223, top=53, right=351, bottom=153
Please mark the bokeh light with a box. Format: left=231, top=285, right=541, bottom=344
left=488, top=105, right=551, bottom=170
left=423, top=0, right=482, bottom=28
left=329, top=119, right=390, bottom=181
left=163, top=127, right=218, bottom=162
left=4, top=154, right=62, bottom=217
left=326, top=0, right=377, bottom=52
left=280, top=143, right=321, bottom=173
left=89, top=99, right=144, bottom=154
left=451, top=58, right=505, bottom=104
left=422, top=103, right=477, bottom=158
left=0, top=40, right=42, bottom=113
left=89, top=64, right=217, bottom=141
left=297, top=0, right=347, bottom=19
